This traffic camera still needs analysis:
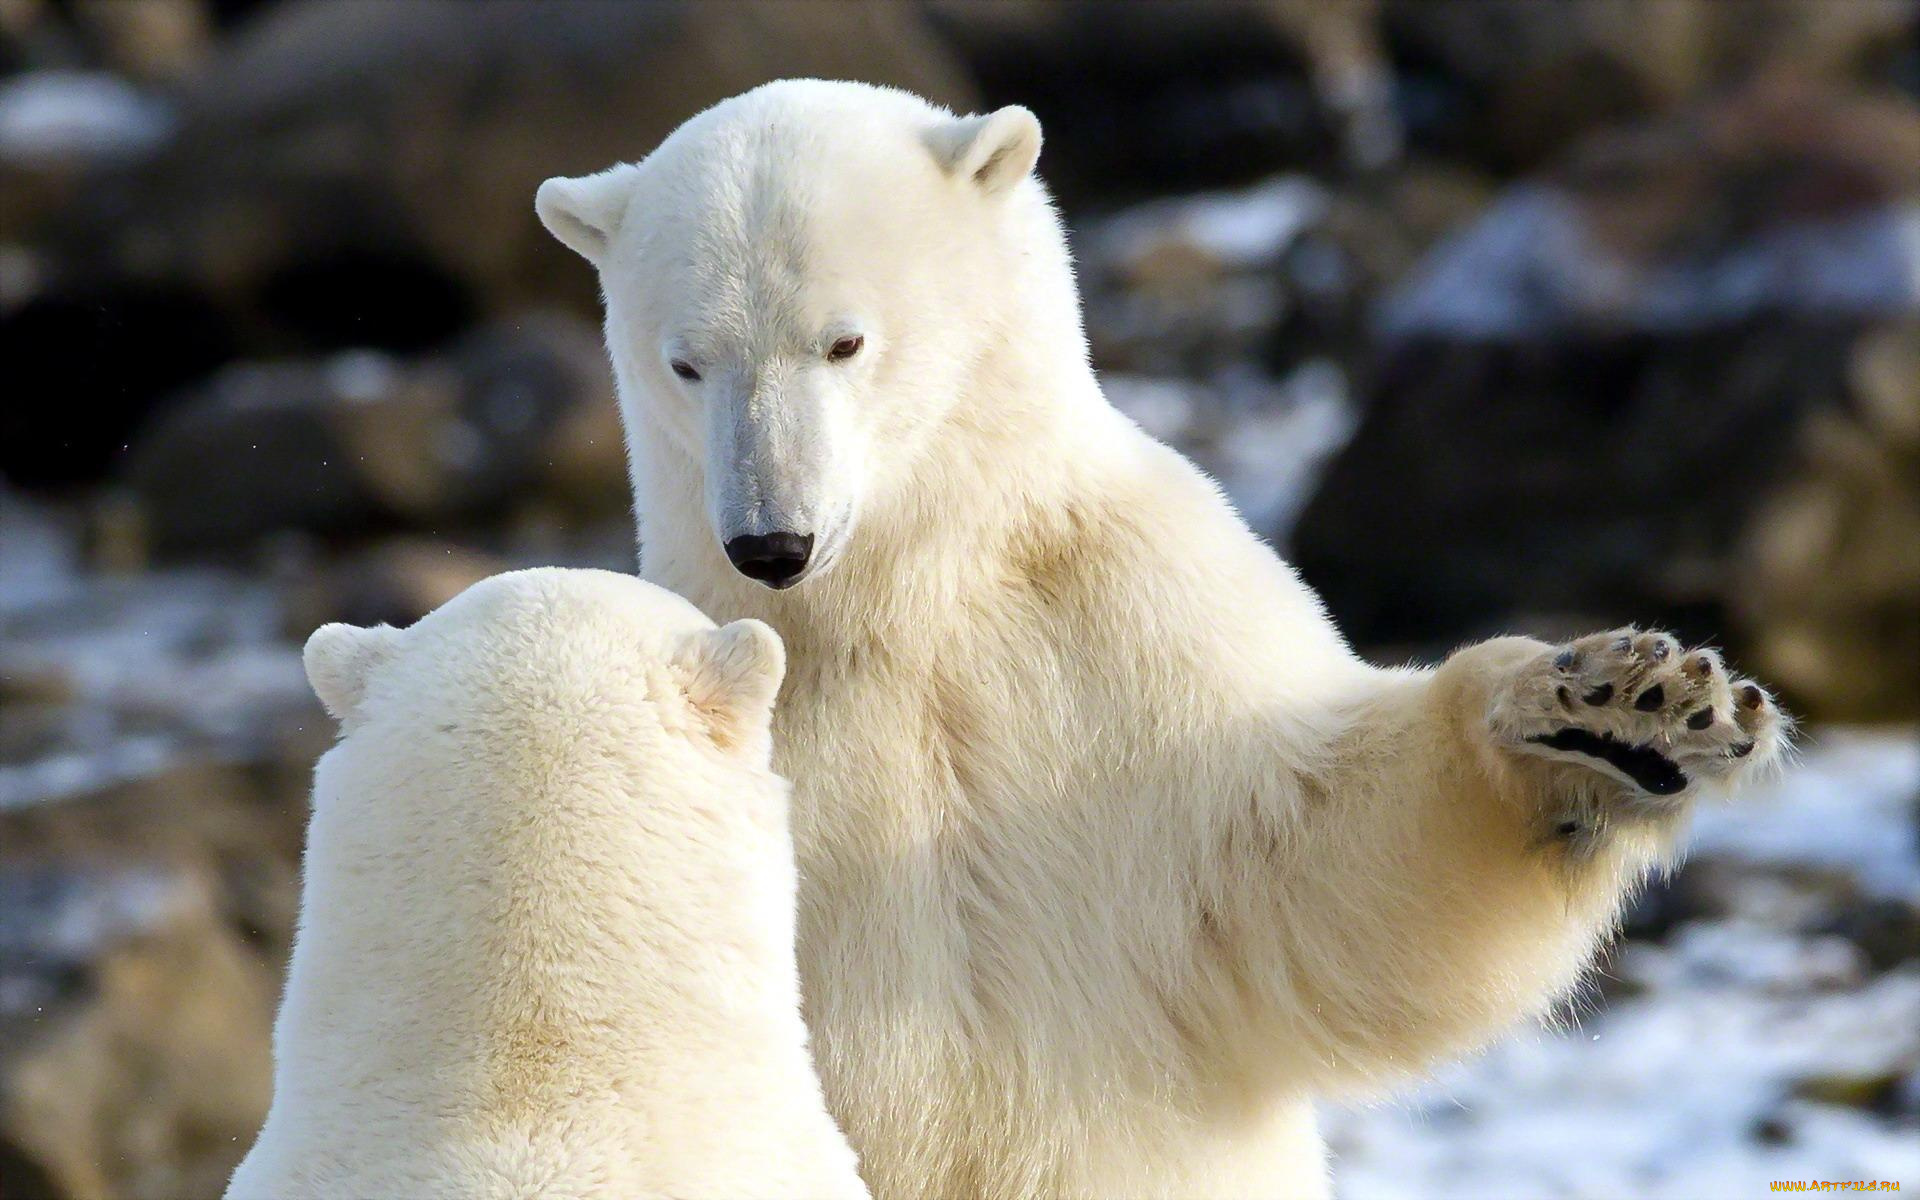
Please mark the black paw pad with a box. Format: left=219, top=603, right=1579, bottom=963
left=1583, top=683, right=1615, bottom=705
left=1634, top=684, right=1665, bottom=712
left=1686, top=708, right=1716, bottom=731
left=1730, top=739, right=1756, bottom=758
left=1739, top=685, right=1767, bottom=711
left=1528, top=728, right=1689, bottom=795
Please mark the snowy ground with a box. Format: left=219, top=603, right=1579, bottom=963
left=0, top=492, right=309, bottom=811
left=1326, top=730, right=1920, bottom=1200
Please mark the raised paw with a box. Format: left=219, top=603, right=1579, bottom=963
left=1489, top=628, right=1788, bottom=798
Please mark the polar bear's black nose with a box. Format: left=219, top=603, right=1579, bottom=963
left=724, top=532, right=815, bottom=589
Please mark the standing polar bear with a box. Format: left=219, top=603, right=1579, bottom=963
left=538, top=80, right=1789, bottom=1199
left=226, top=569, right=867, bottom=1200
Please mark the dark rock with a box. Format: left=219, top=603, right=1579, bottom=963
left=1792, top=1070, right=1907, bottom=1113
left=1732, top=319, right=1920, bottom=721
left=1293, top=319, right=1856, bottom=648
left=0, top=862, right=275, bottom=1200
left=1751, top=1112, right=1795, bottom=1145
left=927, top=0, right=1344, bottom=202
left=1622, top=865, right=1721, bottom=943
left=0, top=757, right=309, bottom=1198
left=122, top=313, right=617, bottom=554
left=0, top=1, right=217, bottom=84
left=0, top=282, right=238, bottom=489
left=283, top=536, right=509, bottom=632
left=1297, top=72, right=1920, bottom=653
left=1814, top=897, right=1920, bottom=973
left=1379, top=0, right=1919, bottom=175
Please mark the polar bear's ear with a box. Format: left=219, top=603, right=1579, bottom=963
left=674, top=619, right=787, bottom=749
left=926, top=106, right=1043, bottom=198
left=535, top=164, right=640, bottom=265
left=304, top=623, right=402, bottom=722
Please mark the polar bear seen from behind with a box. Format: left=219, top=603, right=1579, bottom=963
left=225, top=567, right=867, bottom=1200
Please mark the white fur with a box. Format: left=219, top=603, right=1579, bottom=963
left=540, top=81, right=1787, bottom=1199
left=226, top=569, right=866, bottom=1200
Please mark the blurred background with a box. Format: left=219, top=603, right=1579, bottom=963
left=0, top=1, right=1916, bottom=1196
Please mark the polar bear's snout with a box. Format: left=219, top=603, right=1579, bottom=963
left=704, top=367, right=853, bottom=592
left=725, top=531, right=815, bottom=590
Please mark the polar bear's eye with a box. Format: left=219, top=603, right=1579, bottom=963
left=669, top=359, right=701, bottom=382
left=826, top=335, right=864, bottom=363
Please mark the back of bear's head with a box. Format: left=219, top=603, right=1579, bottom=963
left=303, top=568, right=787, bottom=763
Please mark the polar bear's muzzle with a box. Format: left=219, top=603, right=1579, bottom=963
left=705, top=374, right=848, bottom=592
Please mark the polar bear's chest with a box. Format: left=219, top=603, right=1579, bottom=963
left=769, top=635, right=1195, bottom=1133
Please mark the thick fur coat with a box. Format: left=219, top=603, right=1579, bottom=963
left=225, top=568, right=867, bottom=1200
left=538, top=81, right=1788, bottom=1199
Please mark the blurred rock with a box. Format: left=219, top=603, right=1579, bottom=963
left=0, top=489, right=316, bottom=813
left=1733, top=319, right=1920, bottom=722
left=926, top=0, right=1347, bottom=200
left=1295, top=79, right=1920, bottom=655
left=1381, top=0, right=1919, bottom=173
left=0, top=757, right=310, bottom=1200
left=0, top=756, right=312, bottom=951
left=0, top=860, right=274, bottom=1200
left=282, top=536, right=507, bottom=633
left=1085, top=177, right=1331, bottom=373
left=3, top=0, right=976, bottom=489
left=0, top=660, right=76, bottom=708
left=1625, top=839, right=1920, bottom=982
left=1380, top=78, right=1920, bottom=341
left=1816, top=897, right=1920, bottom=975
left=71, top=0, right=216, bottom=83
left=122, top=313, right=620, bottom=554
left=1294, top=318, right=1857, bottom=649
left=0, top=0, right=219, bottom=82
left=1792, top=1069, right=1908, bottom=1113
left=1081, top=168, right=1489, bottom=392
left=1622, top=859, right=1743, bottom=943
left=1104, top=365, right=1355, bottom=538
left=537, top=386, right=629, bottom=515
left=0, top=281, right=239, bottom=489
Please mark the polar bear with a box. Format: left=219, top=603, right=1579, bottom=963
left=225, top=568, right=867, bottom=1200
left=536, top=81, right=1789, bottom=1199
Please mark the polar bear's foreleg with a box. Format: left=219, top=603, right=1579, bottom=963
left=1214, top=629, right=1786, bottom=1093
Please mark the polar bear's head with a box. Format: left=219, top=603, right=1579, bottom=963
left=304, top=568, right=786, bottom=773
left=536, top=80, right=1062, bottom=591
